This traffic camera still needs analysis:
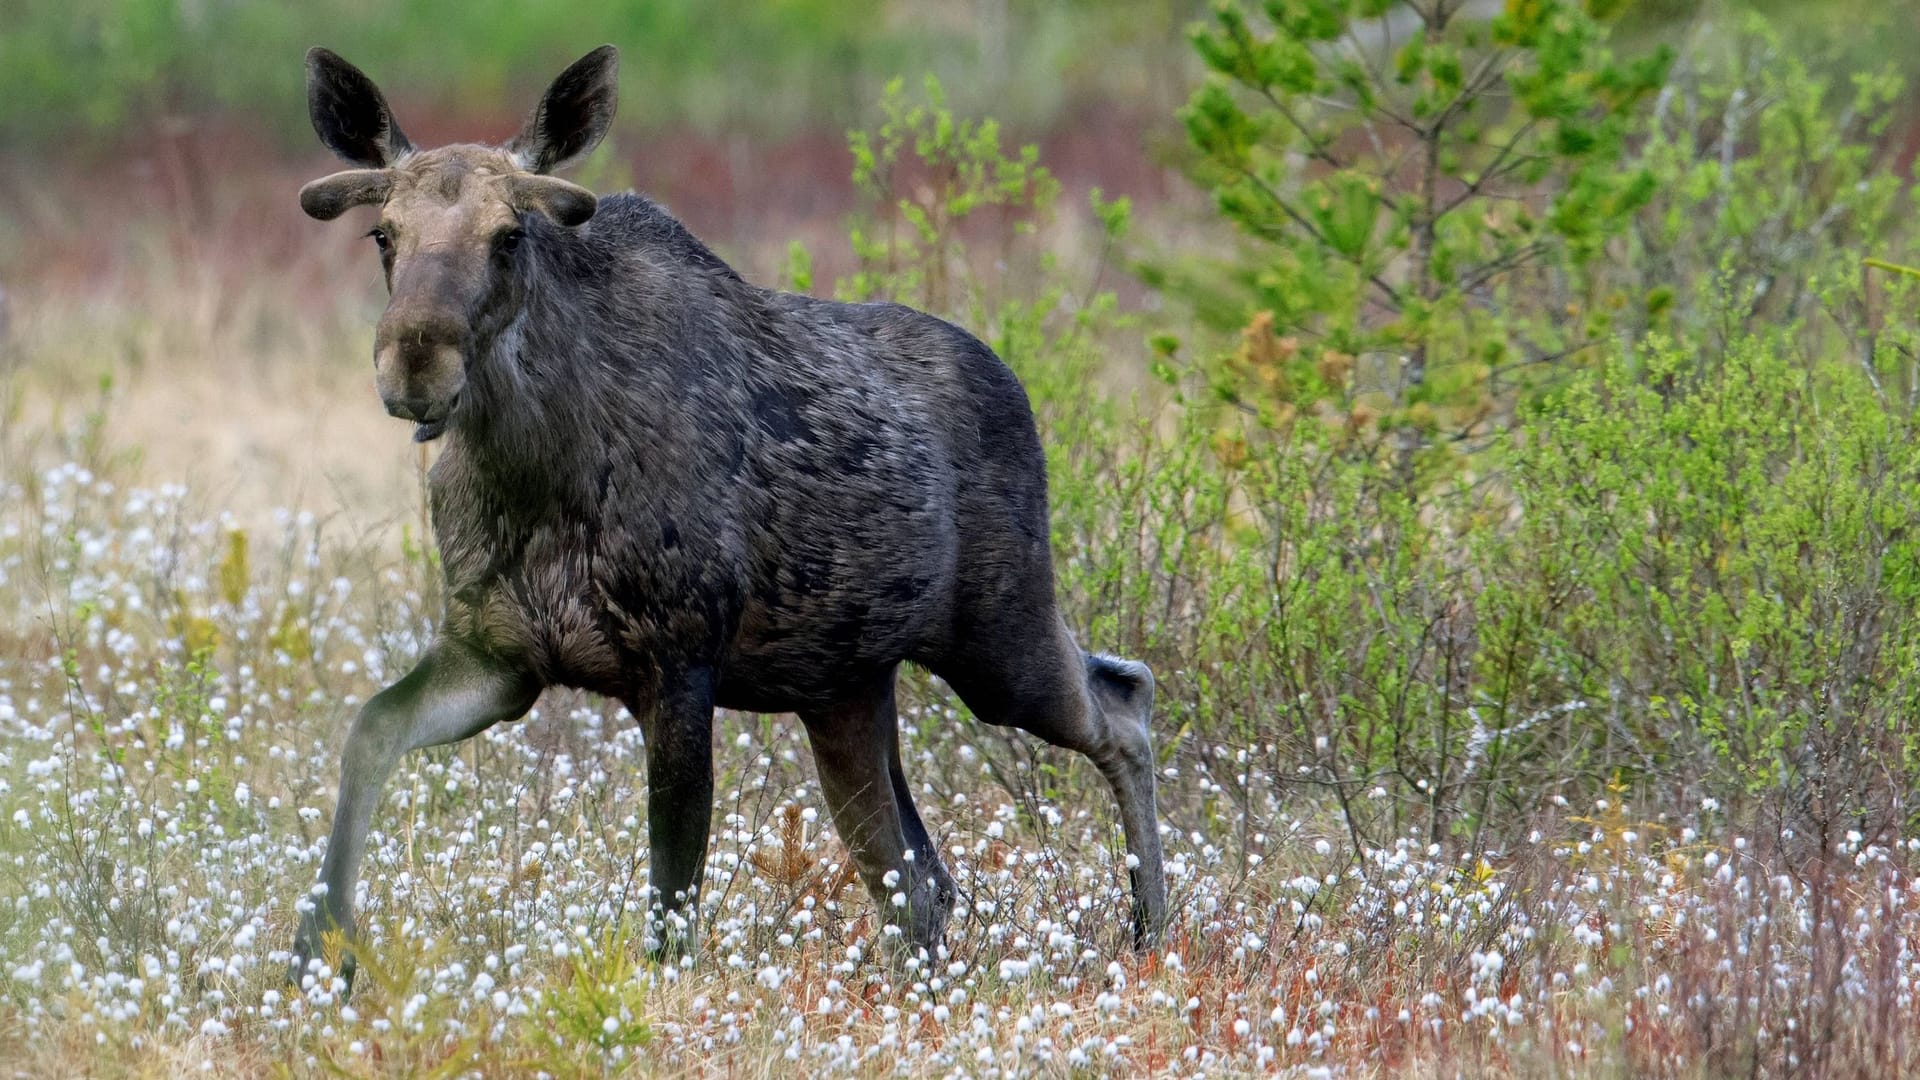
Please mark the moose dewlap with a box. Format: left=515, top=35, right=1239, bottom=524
left=287, top=44, right=1166, bottom=983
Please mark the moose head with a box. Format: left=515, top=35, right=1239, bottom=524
left=299, top=46, right=618, bottom=440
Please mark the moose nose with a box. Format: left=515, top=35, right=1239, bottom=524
left=384, top=396, right=437, bottom=422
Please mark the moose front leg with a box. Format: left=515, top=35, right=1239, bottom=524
left=636, top=669, right=717, bottom=958
left=289, top=640, right=540, bottom=988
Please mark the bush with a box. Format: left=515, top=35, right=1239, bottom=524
left=1038, top=4, right=1920, bottom=853
left=1162, top=0, right=1669, bottom=443
left=1616, top=10, right=1909, bottom=355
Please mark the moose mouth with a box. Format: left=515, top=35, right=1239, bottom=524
left=407, top=393, right=461, bottom=443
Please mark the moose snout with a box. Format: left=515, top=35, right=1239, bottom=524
left=374, top=314, right=470, bottom=425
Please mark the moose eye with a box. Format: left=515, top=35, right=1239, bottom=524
left=367, top=227, right=391, bottom=253
left=497, top=228, right=525, bottom=256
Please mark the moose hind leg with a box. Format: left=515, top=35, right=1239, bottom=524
left=1082, top=651, right=1168, bottom=946
left=939, top=618, right=1168, bottom=947
left=799, top=670, right=954, bottom=957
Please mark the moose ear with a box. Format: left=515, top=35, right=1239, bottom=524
left=306, top=47, right=413, bottom=167
left=299, top=169, right=393, bottom=220
left=508, top=45, right=619, bottom=174
left=508, top=174, right=598, bottom=227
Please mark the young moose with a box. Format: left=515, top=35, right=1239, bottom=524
left=289, top=46, right=1166, bottom=981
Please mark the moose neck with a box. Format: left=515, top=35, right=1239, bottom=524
left=447, top=243, right=669, bottom=509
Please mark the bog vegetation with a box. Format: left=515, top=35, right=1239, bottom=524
left=6, top=0, right=1920, bottom=1075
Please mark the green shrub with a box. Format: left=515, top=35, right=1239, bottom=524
left=1162, top=0, right=1669, bottom=442
left=1503, top=331, right=1920, bottom=831
left=990, top=6, right=1920, bottom=854
left=1616, top=11, right=1909, bottom=356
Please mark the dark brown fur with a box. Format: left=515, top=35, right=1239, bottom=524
left=288, top=46, right=1166, bottom=984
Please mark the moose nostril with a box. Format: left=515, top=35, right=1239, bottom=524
left=385, top=398, right=430, bottom=422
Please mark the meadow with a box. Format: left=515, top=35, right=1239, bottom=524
left=8, top=1, right=1920, bottom=1076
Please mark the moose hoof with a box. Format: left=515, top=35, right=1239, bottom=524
left=287, top=920, right=357, bottom=995
left=876, top=868, right=953, bottom=963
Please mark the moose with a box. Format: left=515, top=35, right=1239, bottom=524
left=288, top=45, right=1166, bottom=982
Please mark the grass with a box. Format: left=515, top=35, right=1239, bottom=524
left=4, top=289, right=1920, bottom=1079
left=5, top=471, right=1920, bottom=1078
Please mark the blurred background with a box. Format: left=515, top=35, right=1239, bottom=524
left=0, top=0, right=1915, bottom=521
left=0, top=0, right=1210, bottom=522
